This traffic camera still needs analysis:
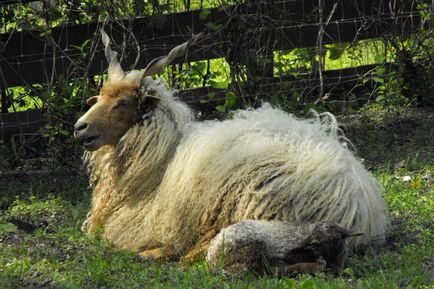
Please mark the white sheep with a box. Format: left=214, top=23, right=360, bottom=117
left=74, top=30, right=389, bottom=272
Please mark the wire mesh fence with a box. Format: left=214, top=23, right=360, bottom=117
left=0, top=0, right=433, bottom=158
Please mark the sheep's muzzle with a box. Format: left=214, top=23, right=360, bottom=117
left=74, top=120, right=102, bottom=151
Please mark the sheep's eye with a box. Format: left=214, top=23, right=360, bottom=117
left=116, top=101, right=129, bottom=109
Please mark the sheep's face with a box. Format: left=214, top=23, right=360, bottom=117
left=74, top=29, right=199, bottom=151
left=74, top=81, right=139, bottom=151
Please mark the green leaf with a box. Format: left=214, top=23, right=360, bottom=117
left=205, top=22, right=223, bottom=31
left=376, top=95, right=385, bottom=102
left=60, top=129, right=70, bottom=136
left=298, top=278, right=314, bottom=289
left=39, top=29, right=52, bottom=38
left=374, top=54, right=385, bottom=63
left=372, top=77, right=384, bottom=84
left=158, top=3, right=172, bottom=13
left=328, top=48, right=343, bottom=60
left=343, top=267, right=355, bottom=277
left=70, top=39, right=90, bottom=53
left=210, top=81, right=228, bottom=89
left=199, top=9, right=211, bottom=20
left=224, top=91, right=237, bottom=108
left=282, top=278, right=296, bottom=288
left=0, top=222, right=17, bottom=233
left=216, top=105, right=226, bottom=112
left=328, top=43, right=349, bottom=60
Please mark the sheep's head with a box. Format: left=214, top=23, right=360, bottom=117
left=74, top=29, right=201, bottom=151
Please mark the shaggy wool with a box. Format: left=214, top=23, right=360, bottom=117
left=83, top=77, right=389, bottom=255
left=206, top=220, right=350, bottom=272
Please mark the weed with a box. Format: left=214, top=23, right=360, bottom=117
left=0, top=108, right=433, bottom=288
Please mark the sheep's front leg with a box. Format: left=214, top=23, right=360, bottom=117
left=139, top=246, right=178, bottom=261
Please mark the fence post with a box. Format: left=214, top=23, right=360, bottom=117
left=1, top=90, right=9, bottom=113
left=244, top=0, right=275, bottom=101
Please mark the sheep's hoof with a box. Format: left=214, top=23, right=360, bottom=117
left=179, top=242, right=210, bottom=265
left=139, top=248, right=163, bottom=260
left=139, top=247, right=177, bottom=261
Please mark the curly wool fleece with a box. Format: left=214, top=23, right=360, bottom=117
left=83, top=78, right=389, bottom=256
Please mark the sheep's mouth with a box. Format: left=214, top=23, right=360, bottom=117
left=82, top=135, right=101, bottom=150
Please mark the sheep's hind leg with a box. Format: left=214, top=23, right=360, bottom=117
left=180, top=227, right=220, bottom=264
left=179, top=241, right=211, bottom=264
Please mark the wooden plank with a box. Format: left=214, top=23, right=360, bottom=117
left=0, top=63, right=398, bottom=139
left=274, top=14, right=420, bottom=50
left=178, top=63, right=398, bottom=111
left=0, top=0, right=419, bottom=89
left=0, top=7, right=226, bottom=88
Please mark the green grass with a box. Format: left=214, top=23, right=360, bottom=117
left=0, top=108, right=433, bottom=289
left=274, top=39, right=395, bottom=77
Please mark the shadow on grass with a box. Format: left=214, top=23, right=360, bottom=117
left=0, top=106, right=433, bottom=288
left=339, top=106, right=434, bottom=170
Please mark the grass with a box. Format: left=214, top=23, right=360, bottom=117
left=0, top=107, right=433, bottom=289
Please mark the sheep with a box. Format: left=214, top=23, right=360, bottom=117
left=74, top=29, right=389, bottom=272
left=206, top=220, right=364, bottom=274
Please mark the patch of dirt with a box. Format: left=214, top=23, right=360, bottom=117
left=384, top=218, right=428, bottom=251
left=0, top=157, right=85, bottom=176
left=1, top=228, right=90, bottom=263
left=338, top=106, right=434, bottom=169
left=0, top=230, right=27, bottom=247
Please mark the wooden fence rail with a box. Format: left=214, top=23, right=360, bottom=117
left=0, top=0, right=422, bottom=143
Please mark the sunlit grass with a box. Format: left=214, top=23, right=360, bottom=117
left=160, top=57, right=232, bottom=90
left=274, top=39, right=397, bottom=77
left=1, top=153, right=432, bottom=288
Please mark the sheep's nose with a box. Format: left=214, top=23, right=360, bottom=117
left=74, top=121, right=88, bottom=133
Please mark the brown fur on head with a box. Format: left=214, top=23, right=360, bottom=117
left=74, top=29, right=201, bottom=151
left=74, top=81, right=140, bottom=151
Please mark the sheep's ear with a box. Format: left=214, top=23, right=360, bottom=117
left=86, top=95, right=99, bottom=106
left=140, top=32, right=203, bottom=78
left=139, top=95, right=160, bottom=113
left=101, top=28, right=125, bottom=82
